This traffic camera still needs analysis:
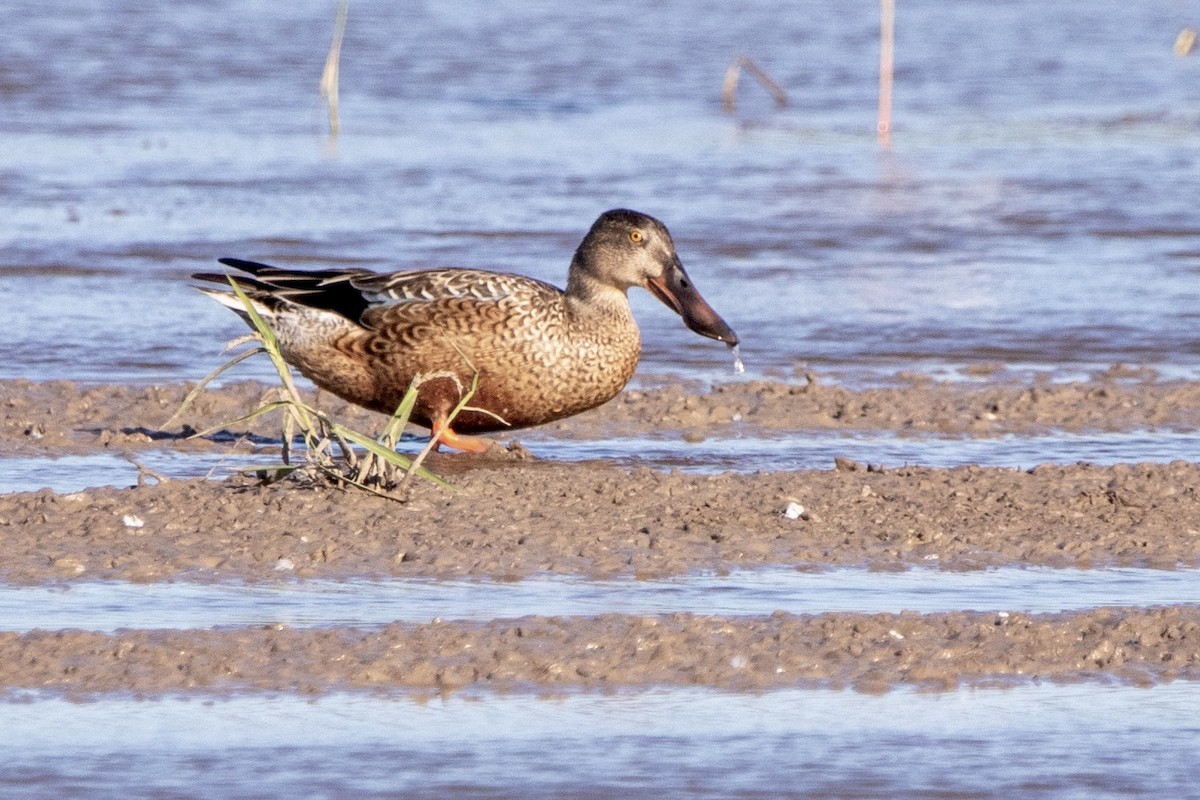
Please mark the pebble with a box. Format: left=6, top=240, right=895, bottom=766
left=782, top=503, right=811, bottom=522
left=122, top=514, right=145, bottom=529
left=274, top=557, right=296, bottom=571
left=53, top=557, right=86, bottom=575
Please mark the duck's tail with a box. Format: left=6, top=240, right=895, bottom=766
left=193, top=258, right=371, bottom=321
left=192, top=261, right=283, bottom=320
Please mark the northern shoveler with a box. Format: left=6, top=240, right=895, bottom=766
left=194, top=208, right=738, bottom=452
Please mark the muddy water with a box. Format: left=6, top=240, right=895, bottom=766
left=4, top=0, right=1200, bottom=797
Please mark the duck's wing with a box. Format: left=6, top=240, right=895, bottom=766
left=197, top=259, right=563, bottom=330
left=349, top=268, right=555, bottom=307
left=350, top=268, right=565, bottom=332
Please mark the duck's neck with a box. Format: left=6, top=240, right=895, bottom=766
left=563, top=260, right=642, bottom=383
left=565, top=265, right=634, bottom=325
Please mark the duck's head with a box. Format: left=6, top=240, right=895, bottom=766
left=570, top=209, right=739, bottom=346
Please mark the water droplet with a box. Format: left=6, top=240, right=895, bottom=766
left=730, top=343, right=745, bottom=375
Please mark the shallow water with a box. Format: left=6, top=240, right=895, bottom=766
left=2, top=684, right=1199, bottom=799
left=527, top=428, right=1200, bottom=473
left=0, top=449, right=280, bottom=495
left=3, top=427, right=1198, bottom=494
left=1, top=567, right=1197, bottom=632
left=3, top=0, right=1199, bottom=387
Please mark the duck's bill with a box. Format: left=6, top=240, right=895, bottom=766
left=647, top=260, right=739, bottom=346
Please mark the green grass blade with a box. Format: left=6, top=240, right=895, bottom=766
left=332, top=423, right=453, bottom=489
left=161, top=345, right=265, bottom=430
left=185, top=400, right=297, bottom=441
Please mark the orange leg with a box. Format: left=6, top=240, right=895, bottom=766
left=431, top=413, right=491, bottom=454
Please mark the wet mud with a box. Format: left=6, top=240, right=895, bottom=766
left=2, top=607, right=1197, bottom=696
left=1, top=458, right=1198, bottom=584
left=4, top=369, right=1200, bottom=455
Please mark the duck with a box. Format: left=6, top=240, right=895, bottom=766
left=193, top=208, right=739, bottom=452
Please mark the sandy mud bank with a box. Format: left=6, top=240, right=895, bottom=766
left=3, top=372, right=1200, bottom=456
left=3, top=606, right=1197, bottom=696
left=0, top=459, right=1196, bottom=583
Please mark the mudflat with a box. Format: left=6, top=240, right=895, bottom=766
left=1, top=374, right=1197, bottom=695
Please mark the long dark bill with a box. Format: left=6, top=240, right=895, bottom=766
left=646, top=258, right=739, bottom=346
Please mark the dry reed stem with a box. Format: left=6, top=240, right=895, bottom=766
left=721, top=56, right=788, bottom=115
left=878, top=0, right=895, bottom=148
left=1175, top=27, right=1197, bottom=57
left=175, top=277, right=455, bottom=498
left=319, top=0, right=349, bottom=138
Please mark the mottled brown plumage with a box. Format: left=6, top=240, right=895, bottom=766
left=194, top=209, right=738, bottom=450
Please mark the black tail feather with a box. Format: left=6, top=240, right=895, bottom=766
left=196, top=259, right=372, bottom=321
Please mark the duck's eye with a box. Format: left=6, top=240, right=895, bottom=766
left=629, top=229, right=644, bottom=243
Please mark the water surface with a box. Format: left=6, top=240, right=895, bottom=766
left=2, top=0, right=1198, bottom=388
left=2, top=685, right=1198, bottom=799
left=3, top=567, right=1197, bottom=632
left=3, top=427, right=1199, bottom=494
